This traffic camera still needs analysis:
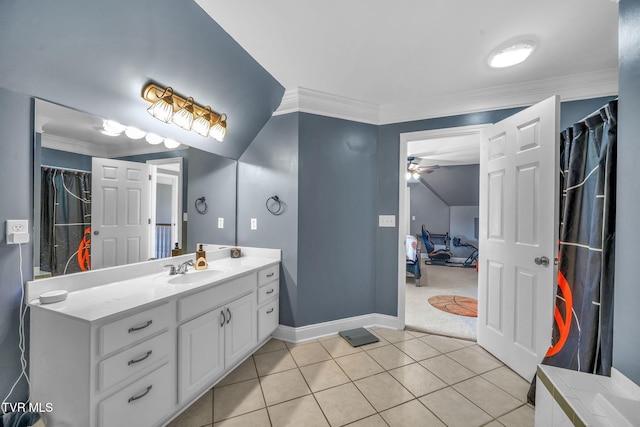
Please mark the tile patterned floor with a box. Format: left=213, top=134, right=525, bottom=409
left=166, top=328, right=534, bottom=427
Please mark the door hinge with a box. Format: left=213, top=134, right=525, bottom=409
left=148, top=218, right=151, bottom=225
left=149, top=174, right=152, bottom=180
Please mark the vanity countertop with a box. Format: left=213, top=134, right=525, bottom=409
left=28, top=249, right=280, bottom=323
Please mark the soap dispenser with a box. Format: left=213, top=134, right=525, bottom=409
left=171, top=243, right=182, bottom=257
left=195, top=244, right=208, bottom=270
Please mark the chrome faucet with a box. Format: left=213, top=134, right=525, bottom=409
left=164, top=259, right=193, bottom=275
left=176, top=259, right=194, bottom=274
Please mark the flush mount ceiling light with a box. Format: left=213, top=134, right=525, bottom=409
left=488, top=40, right=535, bottom=68
left=142, top=83, right=228, bottom=142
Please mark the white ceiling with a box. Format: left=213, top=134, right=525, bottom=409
left=195, top=0, right=618, bottom=124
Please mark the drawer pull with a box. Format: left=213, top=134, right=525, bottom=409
left=226, top=307, right=232, bottom=324
left=128, top=320, right=153, bottom=333
left=266, top=272, right=275, bottom=278
left=220, top=310, right=225, bottom=327
left=128, top=350, right=152, bottom=366
left=128, top=385, right=152, bottom=403
left=266, top=289, right=274, bottom=294
left=266, top=308, right=274, bottom=314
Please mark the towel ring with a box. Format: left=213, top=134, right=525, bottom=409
left=266, top=195, right=284, bottom=215
left=195, top=197, right=208, bottom=214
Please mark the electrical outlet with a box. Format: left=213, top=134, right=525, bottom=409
left=217, top=217, right=224, bottom=229
left=6, top=220, right=29, bottom=244
left=250, top=218, right=257, bottom=230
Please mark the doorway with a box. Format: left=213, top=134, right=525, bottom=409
left=147, top=157, right=184, bottom=258
left=398, top=125, right=487, bottom=339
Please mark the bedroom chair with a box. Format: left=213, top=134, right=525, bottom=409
left=421, top=225, right=452, bottom=264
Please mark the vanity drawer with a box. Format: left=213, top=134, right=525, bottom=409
left=258, top=265, right=279, bottom=287
left=99, top=362, right=172, bottom=427
left=258, top=300, right=279, bottom=343
left=98, top=331, right=170, bottom=391
left=178, top=273, right=255, bottom=322
left=257, top=281, right=279, bottom=305
left=99, top=303, right=170, bottom=357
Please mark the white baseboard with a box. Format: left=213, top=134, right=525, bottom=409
left=273, top=313, right=402, bottom=343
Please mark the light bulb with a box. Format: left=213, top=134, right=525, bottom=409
left=124, top=126, right=146, bottom=139
left=145, top=133, right=164, bottom=145
left=163, top=138, right=180, bottom=149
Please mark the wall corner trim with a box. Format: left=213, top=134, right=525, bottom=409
left=273, top=87, right=380, bottom=124
left=272, top=313, right=402, bottom=343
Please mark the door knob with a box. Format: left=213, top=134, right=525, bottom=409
left=93, top=230, right=100, bottom=235
left=535, top=256, right=550, bottom=266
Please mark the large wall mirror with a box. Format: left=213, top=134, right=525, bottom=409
left=33, top=99, right=237, bottom=279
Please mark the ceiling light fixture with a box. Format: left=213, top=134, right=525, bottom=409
left=142, top=83, right=228, bottom=142
left=124, top=126, right=146, bottom=140
left=163, top=138, right=181, bottom=149
left=488, top=40, right=535, bottom=68
left=102, top=120, right=126, bottom=135
left=145, top=133, right=164, bottom=145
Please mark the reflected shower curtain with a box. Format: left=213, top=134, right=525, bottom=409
left=528, top=100, right=617, bottom=403
left=40, top=168, right=92, bottom=276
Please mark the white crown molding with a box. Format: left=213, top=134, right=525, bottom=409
left=41, top=133, right=179, bottom=159
left=379, top=68, right=618, bottom=124
left=274, top=69, right=617, bottom=125
left=272, top=313, right=402, bottom=344
left=274, top=87, right=380, bottom=125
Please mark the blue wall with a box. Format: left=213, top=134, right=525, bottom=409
left=187, top=149, right=237, bottom=250
left=297, top=113, right=378, bottom=326
left=0, top=0, right=283, bottom=160
left=41, top=147, right=92, bottom=172
left=613, top=0, right=640, bottom=385
left=0, top=88, right=33, bottom=404
left=238, top=114, right=299, bottom=326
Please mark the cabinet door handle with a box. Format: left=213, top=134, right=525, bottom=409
left=128, top=320, right=153, bottom=333
left=266, top=272, right=275, bottom=278
left=266, top=308, right=274, bottom=314
left=220, top=310, right=226, bottom=327
left=128, top=350, right=152, bottom=366
left=226, top=307, right=232, bottom=324
left=128, top=385, right=152, bottom=403
left=266, top=289, right=274, bottom=294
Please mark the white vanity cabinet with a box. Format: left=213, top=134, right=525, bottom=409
left=177, top=273, right=257, bottom=403
left=29, top=253, right=280, bottom=427
left=30, top=302, right=176, bottom=427
left=257, top=264, right=280, bottom=342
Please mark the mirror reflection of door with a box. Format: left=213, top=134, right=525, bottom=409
left=91, top=157, right=152, bottom=269
left=149, top=158, right=183, bottom=259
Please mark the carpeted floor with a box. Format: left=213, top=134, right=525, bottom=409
left=406, top=263, right=478, bottom=340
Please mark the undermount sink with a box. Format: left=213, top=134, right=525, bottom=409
left=162, top=269, right=229, bottom=285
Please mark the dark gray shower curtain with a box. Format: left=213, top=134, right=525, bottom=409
left=528, top=100, right=617, bottom=403
left=40, top=168, right=92, bottom=276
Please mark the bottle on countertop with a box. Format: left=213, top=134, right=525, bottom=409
left=195, top=244, right=208, bottom=270
left=171, top=243, right=182, bottom=257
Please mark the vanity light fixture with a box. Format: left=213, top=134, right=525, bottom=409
left=171, top=97, right=195, bottom=130
left=488, top=40, right=535, bottom=68
left=101, top=120, right=126, bottom=136
left=142, top=83, right=228, bottom=142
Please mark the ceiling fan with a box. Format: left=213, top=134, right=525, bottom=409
left=407, top=156, right=440, bottom=179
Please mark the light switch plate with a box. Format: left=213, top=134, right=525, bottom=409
left=217, top=218, right=224, bottom=229
left=378, top=215, right=396, bottom=228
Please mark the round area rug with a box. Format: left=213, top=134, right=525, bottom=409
left=428, top=295, right=478, bottom=317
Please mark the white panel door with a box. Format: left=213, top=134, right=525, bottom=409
left=91, top=157, right=151, bottom=269
left=478, top=96, right=559, bottom=381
